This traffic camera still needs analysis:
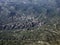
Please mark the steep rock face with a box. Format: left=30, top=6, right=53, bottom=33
left=0, top=21, right=42, bottom=30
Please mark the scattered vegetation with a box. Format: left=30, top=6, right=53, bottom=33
left=0, top=0, right=60, bottom=45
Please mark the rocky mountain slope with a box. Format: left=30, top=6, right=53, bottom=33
left=0, top=0, right=60, bottom=45
left=0, top=0, right=60, bottom=30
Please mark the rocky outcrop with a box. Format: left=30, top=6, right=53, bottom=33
left=0, top=21, right=42, bottom=30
